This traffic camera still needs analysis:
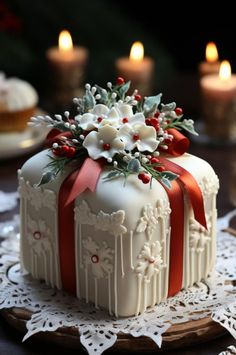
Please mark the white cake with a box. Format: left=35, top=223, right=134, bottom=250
left=19, top=79, right=219, bottom=317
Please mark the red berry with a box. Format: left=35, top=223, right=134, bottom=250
left=61, top=145, right=70, bottom=154
left=97, top=117, right=103, bottom=123
left=154, top=166, right=165, bottom=172
left=103, top=143, right=110, bottom=150
left=134, top=94, right=142, bottom=101
left=66, top=147, right=76, bottom=158
left=133, top=134, right=140, bottom=141
left=145, top=118, right=152, bottom=126
left=116, top=77, right=125, bottom=85
left=142, top=174, right=151, bottom=184
left=150, top=157, right=159, bottom=164
left=52, top=148, right=62, bottom=156
left=122, top=117, right=129, bottom=123
left=150, top=118, right=159, bottom=126
left=138, top=172, right=146, bottom=180
left=154, top=111, right=160, bottom=118
left=175, top=107, right=183, bottom=116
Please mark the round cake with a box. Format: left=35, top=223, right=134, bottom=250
left=0, top=72, right=38, bottom=132
left=18, top=78, right=219, bottom=317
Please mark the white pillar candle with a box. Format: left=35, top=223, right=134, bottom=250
left=115, top=41, right=154, bottom=96
left=198, top=42, right=220, bottom=77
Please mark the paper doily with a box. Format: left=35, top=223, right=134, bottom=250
left=0, top=211, right=236, bottom=355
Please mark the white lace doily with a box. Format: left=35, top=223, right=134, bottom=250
left=0, top=211, right=236, bottom=355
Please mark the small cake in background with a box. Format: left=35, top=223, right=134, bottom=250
left=0, top=73, right=38, bottom=132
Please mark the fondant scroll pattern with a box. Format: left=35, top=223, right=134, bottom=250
left=135, top=200, right=171, bottom=315
left=74, top=200, right=126, bottom=316
left=18, top=172, right=61, bottom=289
left=189, top=213, right=212, bottom=283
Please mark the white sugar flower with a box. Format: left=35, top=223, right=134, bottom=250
left=83, top=125, right=125, bottom=160
left=75, top=103, right=145, bottom=130
left=135, top=241, right=163, bottom=281
left=118, top=123, right=158, bottom=152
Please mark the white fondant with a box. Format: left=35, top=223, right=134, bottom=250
left=19, top=150, right=219, bottom=317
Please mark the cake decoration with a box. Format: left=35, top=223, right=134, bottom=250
left=29, top=77, right=197, bottom=189
left=19, top=78, right=219, bottom=318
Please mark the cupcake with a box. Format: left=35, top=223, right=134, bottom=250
left=0, top=73, right=38, bottom=132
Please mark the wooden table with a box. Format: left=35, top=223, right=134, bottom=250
left=0, top=140, right=236, bottom=354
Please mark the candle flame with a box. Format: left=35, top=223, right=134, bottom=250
left=219, top=60, right=231, bottom=80
left=206, top=42, right=218, bottom=63
left=129, top=41, right=144, bottom=62
left=59, top=30, right=73, bottom=51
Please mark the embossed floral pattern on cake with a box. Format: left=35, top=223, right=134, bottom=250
left=189, top=214, right=212, bottom=252
left=135, top=241, right=163, bottom=281
left=83, top=237, right=113, bottom=279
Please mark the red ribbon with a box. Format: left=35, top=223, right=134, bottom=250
left=58, top=158, right=104, bottom=294
left=159, top=156, right=207, bottom=296
left=165, top=128, right=189, bottom=156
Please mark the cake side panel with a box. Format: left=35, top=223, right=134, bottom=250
left=18, top=171, right=62, bottom=289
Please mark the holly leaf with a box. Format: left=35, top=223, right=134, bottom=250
left=160, top=171, right=178, bottom=189
left=161, top=102, right=176, bottom=112
left=34, top=171, right=56, bottom=187
left=103, top=170, right=120, bottom=180
left=143, top=94, right=162, bottom=117
left=119, top=81, right=131, bottom=99
left=181, top=120, right=198, bottom=136
left=161, top=171, right=179, bottom=181
left=83, top=90, right=96, bottom=112
left=127, top=159, right=141, bottom=173
left=95, top=85, right=109, bottom=104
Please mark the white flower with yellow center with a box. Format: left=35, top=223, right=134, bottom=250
left=118, top=123, right=159, bottom=152
left=75, top=103, right=145, bottom=131
left=83, top=125, right=125, bottom=160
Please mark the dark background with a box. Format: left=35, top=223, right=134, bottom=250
left=1, top=0, right=236, bottom=99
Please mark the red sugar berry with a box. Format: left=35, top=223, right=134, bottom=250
left=154, top=111, right=160, bottom=118
left=154, top=166, right=165, bottom=172
left=145, top=118, right=152, bottom=126
left=133, top=134, right=140, bottom=141
left=97, top=117, right=103, bottom=123
left=66, top=147, right=76, bottom=158
left=61, top=145, right=70, bottom=154
left=116, top=77, right=125, bottom=85
left=175, top=107, right=183, bottom=116
left=142, top=174, right=151, bottom=184
left=150, top=157, right=159, bottom=164
left=103, top=143, right=111, bottom=150
left=138, top=172, right=146, bottom=180
left=122, top=117, right=129, bottom=123
left=150, top=118, right=159, bottom=126
left=52, top=148, right=62, bottom=156
left=134, top=94, right=142, bottom=101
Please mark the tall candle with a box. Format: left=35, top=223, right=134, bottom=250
left=200, top=60, right=236, bottom=140
left=198, top=42, right=220, bottom=77
left=115, top=41, right=154, bottom=96
left=46, top=30, right=88, bottom=107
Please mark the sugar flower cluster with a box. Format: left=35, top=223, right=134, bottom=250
left=29, top=78, right=197, bottom=187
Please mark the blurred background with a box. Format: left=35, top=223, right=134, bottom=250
left=1, top=0, right=235, bottom=114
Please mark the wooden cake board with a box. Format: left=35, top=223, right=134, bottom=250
left=0, top=307, right=227, bottom=352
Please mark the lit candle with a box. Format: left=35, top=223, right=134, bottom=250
left=200, top=60, right=236, bottom=140
left=115, top=41, right=154, bottom=96
left=198, top=42, right=220, bottom=77
left=46, top=30, right=88, bottom=107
